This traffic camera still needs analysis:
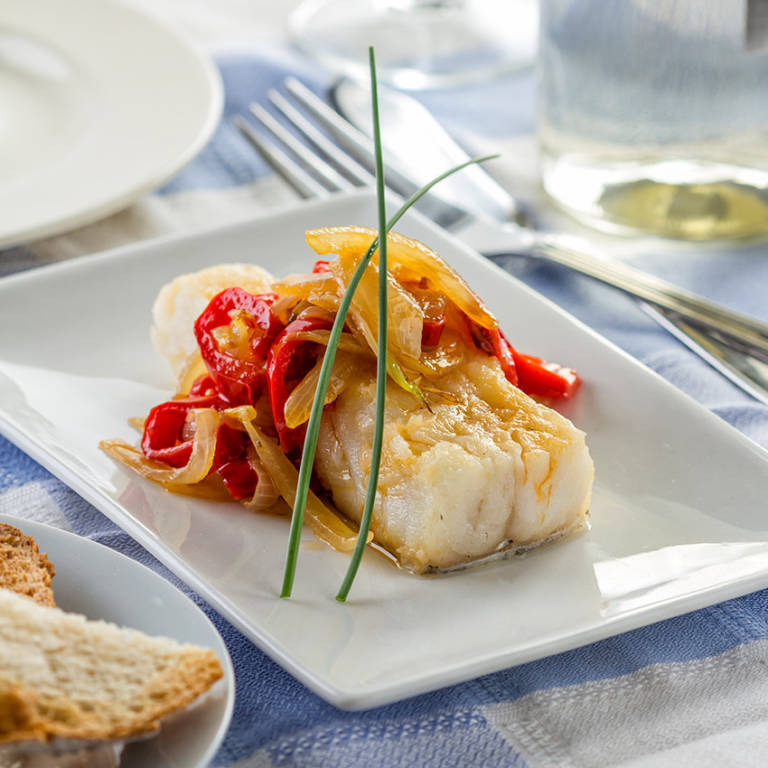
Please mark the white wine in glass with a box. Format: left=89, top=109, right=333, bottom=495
left=289, top=0, right=538, bottom=90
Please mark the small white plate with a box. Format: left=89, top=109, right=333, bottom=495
left=0, top=513, right=235, bottom=767
left=1, top=190, right=768, bottom=710
left=0, top=0, right=222, bottom=247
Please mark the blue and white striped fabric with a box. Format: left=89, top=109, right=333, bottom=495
left=3, top=50, right=768, bottom=768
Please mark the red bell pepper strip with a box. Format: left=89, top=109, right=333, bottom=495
left=469, top=320, right=580, bottom=399
left=267, top=315, right=333, bottom=453
left=470, top=324, right=518, bottom=386
left=217, top=458, right=259, bottom=500
left=312, top=259, right=331, bottom=274
left=421, top=318, right=446, bottom=347
left=141, top=394, right=249, bottom=471
left=407, top=285, right=447, bottom=348
left=211, top=423, right=248, bottom=472
left=194, top=288, right=283, bottom=406
left=141, top=395, right=217, bottom=468
left=188, top=374, right=217, bottom=397
left=512, top=352, right=581, bottom=400
left=491, top=330, right=519, bottom=386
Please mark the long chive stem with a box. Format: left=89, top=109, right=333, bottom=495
left=336, top=48, right=388, bottom=602
left=279, top=86, right=499, bottom=600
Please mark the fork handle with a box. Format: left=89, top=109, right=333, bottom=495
left=532, top=231, right=768, bottom=358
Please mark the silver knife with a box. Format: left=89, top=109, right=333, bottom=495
left=332, top=78, right=768, bottom=406
left=645, top=306, right=768, bottom=405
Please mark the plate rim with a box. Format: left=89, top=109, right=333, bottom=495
left=0, top=512, right=236, bottom=764
left=0, top=0, right=224, bottom=248
left=1, top=189, right=768, bottom=710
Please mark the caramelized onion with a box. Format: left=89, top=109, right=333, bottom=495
left=224, top=406, right=368, bottom=552
left=270, top=272, right=341, bottom=314
left=100, top=408, right=219, bottom=486
left=271, top=271, right=337, bottom=297
left=269, top=294, right=301, bottom=324
left=290, top=329, right=370, bottom=356
left=306, top=226, right=497, bottom=330
left=165, top=474, right=233, bottom=501
left=406, top=329, right=465, bottom=377
left=242, top=444, right=281, bottom=512
left=331, top=247, right=423, bottom=363
left=283, top=350, right=359, bottom=429
left=128, top=416, right=146, bottom=432
left=176, top=350, right=208, bottom=395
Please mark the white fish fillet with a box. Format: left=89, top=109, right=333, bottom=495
left=314, top=348, right=594, bottom=573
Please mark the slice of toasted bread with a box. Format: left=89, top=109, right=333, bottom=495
left=0, top=588, right=223, bottom=746
left=0, top=524, right=56, bottom=607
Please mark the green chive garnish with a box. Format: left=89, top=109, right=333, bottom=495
left=336, top=47, right=388, bottom=602
left=279, top=53, right=499, bottom=600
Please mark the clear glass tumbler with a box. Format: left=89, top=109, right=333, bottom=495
left=289, top=0, right=538, bottom=90
left=538, top=0, right=768, bottom=239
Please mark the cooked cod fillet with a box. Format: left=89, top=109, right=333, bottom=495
left=314, top=348, right=594, bottom=572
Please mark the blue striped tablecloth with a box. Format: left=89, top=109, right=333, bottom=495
left=2, top=50, right=768, bottom=768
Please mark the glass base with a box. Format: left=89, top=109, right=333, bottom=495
left=288, top=0, right=537, bottom=90
left=541, top=155, right=768, bottom=240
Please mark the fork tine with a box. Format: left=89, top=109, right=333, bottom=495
left=267, top=89, right=374, bottom=187
left=283, top=77, right=424, bottom=196
left=283, top=78, right=377, bottom=164
left=232, top=116, right=329, bottom=199
left=248, top=103, right=356, bottom=194
left=237, top=79, right=465, bottom=229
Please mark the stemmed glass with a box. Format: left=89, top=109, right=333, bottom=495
left=288, top=0, right=538, bottom=90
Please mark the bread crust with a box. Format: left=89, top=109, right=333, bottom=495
left=0, top=591, right=224, bottom=746
left=0, top=648, right=223, bottom=744
left=0, top=686, right=43, bottom=742
left=0, top=524, right=55, bottom=607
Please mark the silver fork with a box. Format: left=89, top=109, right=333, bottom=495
left=233, top=78, right=768, bottom=403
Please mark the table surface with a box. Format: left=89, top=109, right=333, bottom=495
left=3, top=3, right=768, bottom=767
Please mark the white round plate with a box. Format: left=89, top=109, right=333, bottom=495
left=0, top=0, right=222, bottom=248
left=0, top=513, right=235, bottom=768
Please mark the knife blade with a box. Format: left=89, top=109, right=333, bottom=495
left=331, top=77, right=768, bottom=405
left=331, top=78, right=527, bottom=225
left=645, top=305, right=768, bottom=405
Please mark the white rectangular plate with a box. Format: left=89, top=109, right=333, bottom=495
left=2, top=190, right=768, bottom=710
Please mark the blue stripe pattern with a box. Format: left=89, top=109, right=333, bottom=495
left=1, top=51, right=768, bottom=767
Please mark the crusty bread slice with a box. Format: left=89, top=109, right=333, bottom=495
left=0, top=524, right=56, bottom=607
left=0, top=588, right=223, bottom=745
